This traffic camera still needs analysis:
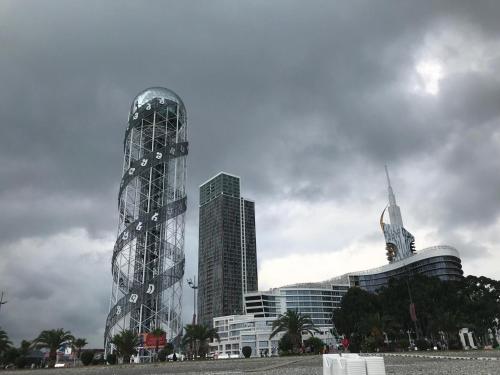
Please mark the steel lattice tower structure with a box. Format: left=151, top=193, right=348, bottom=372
left=105, top=87, right=188, bottom=357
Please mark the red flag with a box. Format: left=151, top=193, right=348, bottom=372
left=341, top=338, right=350, bottom=349
left=409, top=303, right=417, bottom=322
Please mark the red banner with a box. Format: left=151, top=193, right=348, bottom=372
left=409, top=303, right=417, bottom=322
left=142, top=333, right=166, bottom=349
left=341, top=338, right=350, bottom=349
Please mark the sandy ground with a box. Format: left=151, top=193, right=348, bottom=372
left=3, top=351, right=499, bottom=375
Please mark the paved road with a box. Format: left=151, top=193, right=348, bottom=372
left=3, top=352, right=500, bottom=375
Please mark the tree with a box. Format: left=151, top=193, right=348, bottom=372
left=163, top=342, right=174, bottom=356
left=72, top=338, right=88, bottom=359
left=32, top=328, right=74, bottom=366
left=278, top=333, right=293, bottom=354
left=2, top=347, right=19, bottom=366
left=106, top=353, right=117, bottom=365
left=304, top=336, right=325, bottom=354
left=18, top=340, right=31, bottom=357
left=14, top=340, right=32, bottom=368
left=181, top=324, right=220, bottom=358
left=157, top=350, right=167, bottom=362
left=150, top=328, right=165, bottom=359
left=0, top=327, right=12, bottom=357
left=110, top=330, right=140, bottom=363
left=80, top=351, right=94, bottom=366
left=333, top=287, right=380, bottom=341
left=242, top=346, right=252, bottom=358
left=269, top=310, right=319, bottom=353
left=460, top=275, right=500, bottom=346
left=332, top=274, right=500, bottom=352
left=15, top=355, right=27, bottom=369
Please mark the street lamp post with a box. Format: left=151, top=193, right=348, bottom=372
left=404, top=265, right=420, bottom=340
left=187, top=277, right=198, bottom=325
left=0, top=292, right=7, bottom=315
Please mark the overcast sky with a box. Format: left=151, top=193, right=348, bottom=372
left=1, top=0, right=499, bottom=348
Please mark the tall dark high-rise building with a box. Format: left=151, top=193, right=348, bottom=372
left=197, top=172, right=258, bottom=327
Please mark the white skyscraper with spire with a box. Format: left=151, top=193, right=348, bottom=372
left=380, top=166, right=416, bottom=262
left=385, top=165, right=404, bottom=227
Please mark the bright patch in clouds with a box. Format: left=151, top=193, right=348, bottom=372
left=409, top=23, right=500, bottom=97
left=415, top=60, right=443, bottom=95
left=259, top=241, right=385, bottom=290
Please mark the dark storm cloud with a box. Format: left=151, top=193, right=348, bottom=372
left=1, top=0, right=500, bottom=346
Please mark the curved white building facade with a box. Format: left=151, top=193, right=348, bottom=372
left=329, top=245, right=463, bottom=293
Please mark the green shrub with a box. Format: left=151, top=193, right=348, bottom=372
left=304, top=337, right=325, bottom=354
left=415, top=339, right=429, bottom=351
left=15, top=356, right=27, bottom=369
left=157, top=349, right=167, bottom=362
left=242, top=346, right=252, bottom=358
left=348, top=334, right=362, bottom=353
left=395, top=339, right=409, bottom=351
left=80, top=351, right=94, bottom=366
left=92, top=357, right=105, bottom=365
left=448, top=337, right=462, bottom=350
left=361, top=334, right=384, bottom=352
left=2, top=347, right=19, bottom=365
left=164, top=343, right=174, bottom=355
left=492, top=335, right=499, bottom=349
left=106, top=353, right=117, bottom=365
left=278, top=333, right=293, bottom=354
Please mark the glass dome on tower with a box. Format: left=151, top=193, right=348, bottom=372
left=129, top=86, right=185, bottom=114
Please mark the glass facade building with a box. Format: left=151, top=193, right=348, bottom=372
left=329, top=168, right=464, bottom=293
left=210, top=315, right=281, bottom=358
left=198, top=172, right=258, bottom=327
left=330, top=245, right=463, bottom=293
left=325, top=168, right=464, bottom=293
left=244, top=283, right=350, bottom=345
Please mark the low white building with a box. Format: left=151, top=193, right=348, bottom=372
left=210, top=314, right=281, bottom=358
left=244, top=284, right=349, bottom=346
left=210, top=313, right=336, bottom=358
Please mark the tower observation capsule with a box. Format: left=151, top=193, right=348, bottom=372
left=105, top=87, right=188, bottom=358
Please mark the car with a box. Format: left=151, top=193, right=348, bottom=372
left=167, top=353, right=185, bottom=361
left=215, top=353, right=235, bottom=359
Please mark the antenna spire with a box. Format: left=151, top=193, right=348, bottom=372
left=385, top=165, right=397, bottom=206
left=384, top=165, right=403, bottom=226
left=385, top=165, right=392, bottom=189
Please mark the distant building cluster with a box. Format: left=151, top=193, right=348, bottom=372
left=200, top=167, right=462, bottom=357
left=105, top=87, right=463, bottom=360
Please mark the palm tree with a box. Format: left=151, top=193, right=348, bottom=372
left=32, top=328, right=74, bottom=366
left=72, top=338, right=88, bottom=359
left=269, top=310, right=320, bottom=353
left=19, top=340, right=31, bottom=357
left=110, top=330, right=140, bottom=364
left=150, top=328, right=165, bottom=360
left=181, top=324, right=220, bottom=358
left=0, top=327, right=12, bottom=355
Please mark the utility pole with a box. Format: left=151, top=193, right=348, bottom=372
left=0, top=291, right=7, bottom=314
left=404, top=266, right=420, bottom=340
left=187, top=277, right=198, bottom=325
